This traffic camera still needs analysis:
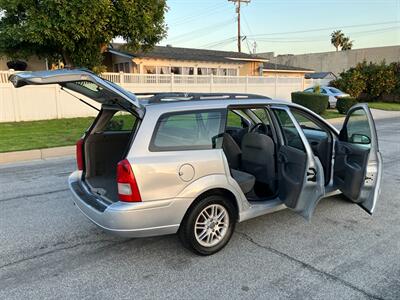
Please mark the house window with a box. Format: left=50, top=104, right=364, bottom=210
left=209, top=68, right=218, bottom=75
left=198, top=68, right=207, bottom=75
left=171, top=67, right=182, bottom=74
left=144, top=66, right=156, bottom=74
left=113, top=62, right=131, bottom=73
left=157, top=66, right=170, bottom=74
left=124, top=62, right=130, bottom=73
left=181, top=67, right=194, bottom=75
left=227, top=68, right=237, bottom=76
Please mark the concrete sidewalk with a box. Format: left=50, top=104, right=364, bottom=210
left=1, top=109, right=399, bottom=164
left=328, top=108, right=400, bottom=126
left=0, top=146, right=75, bottom=165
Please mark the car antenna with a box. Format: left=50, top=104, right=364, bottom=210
left=60, top=86, right=100, bottom=112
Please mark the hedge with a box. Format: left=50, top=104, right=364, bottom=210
left=336, top=97, right=358, bottom=114
left=291, top=92, right=328, bottom=115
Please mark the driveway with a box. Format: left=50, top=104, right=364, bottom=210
left=0, top=117, right=399, bottom=299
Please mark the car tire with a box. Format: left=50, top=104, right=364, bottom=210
left=178, top=195, right=236, bottom=255
left=327, top=102, right=330, bottom=109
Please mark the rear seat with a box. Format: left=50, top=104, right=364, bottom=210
left=231, top=169, right=255, bottom=194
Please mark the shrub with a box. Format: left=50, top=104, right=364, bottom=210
left=331, top=65, right=367, bottom=98
left=291, top=92, right=328, bottom=114
left=6, top=60, right=27, bottom=71
left=332, top=61, right=399, bottom=101
left=336, top=97, right=358, bottom=114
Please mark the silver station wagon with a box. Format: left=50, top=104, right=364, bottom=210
left=10, top=70, right=382, bottom=255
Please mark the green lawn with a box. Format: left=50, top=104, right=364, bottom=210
left=366, top=102, right=400, bottom=111
left=321, top=110, right=344, bottom=119
left=0, top=117, right=95, bottom=153
left=0, top=114, right=138, bottom=153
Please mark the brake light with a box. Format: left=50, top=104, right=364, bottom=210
left=116, top=159, right=141, bottom=202
left=76, top=139, right=84, bottom=171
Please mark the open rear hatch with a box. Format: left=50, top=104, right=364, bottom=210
left=9, top=69, right=144, bottom=118
left=10, top=69, right=143, bottom=202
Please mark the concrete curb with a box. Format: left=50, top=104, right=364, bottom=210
left=0, top=146, right=75, bottom=164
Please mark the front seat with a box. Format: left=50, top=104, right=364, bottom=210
left=241, top=132, right=276, bottom=190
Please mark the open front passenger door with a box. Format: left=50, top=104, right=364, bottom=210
left=334, top=104, right=382, bottom=214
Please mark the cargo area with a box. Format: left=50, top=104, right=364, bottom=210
left=82, top=109, right=139, bottom=202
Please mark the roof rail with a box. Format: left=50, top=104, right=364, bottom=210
left=135, top=92, right=270, bottom=103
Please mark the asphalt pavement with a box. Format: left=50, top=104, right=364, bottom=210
left=0, top=117, right=399, bottom=299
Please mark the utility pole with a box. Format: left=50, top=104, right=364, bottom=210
left=228, top=0, right=251, bottom=52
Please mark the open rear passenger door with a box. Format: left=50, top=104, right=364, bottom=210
left=334, top=104, right=382, bottom=214
left=272, top=106, right=325, bottom=220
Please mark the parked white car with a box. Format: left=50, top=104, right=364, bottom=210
left=304, top=86, right=350, bottom=108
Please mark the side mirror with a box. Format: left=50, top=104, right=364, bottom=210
left=350, top=133, right=371, bottom=145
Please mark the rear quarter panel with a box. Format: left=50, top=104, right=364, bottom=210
left=126, top=106, right=228, bottom=202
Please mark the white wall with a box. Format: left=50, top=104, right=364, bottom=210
left=0, top=72, right=322, bottom=123
left=267, top=45, right=400, bottom=75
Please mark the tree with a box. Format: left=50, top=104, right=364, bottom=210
left=341, top=36, right=353, bottom=51
left=330, top=30, right=344, bottom=51
left=0, top=0, right=167, bottom=70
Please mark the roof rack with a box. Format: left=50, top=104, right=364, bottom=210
left=135, top=92, right=270, bottom=103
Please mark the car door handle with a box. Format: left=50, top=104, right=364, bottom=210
left=307, top=168, right=317, bottom=182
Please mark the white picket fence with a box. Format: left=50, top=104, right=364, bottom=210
left=0, top=70, right=328, bottom=122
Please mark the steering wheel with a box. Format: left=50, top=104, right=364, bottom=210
left=249, top=122, right=267, bottom=134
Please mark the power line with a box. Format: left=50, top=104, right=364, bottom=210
left=255, top=26, right=400, bottom=43
left=168, top=2, right=227, bottom=27
left=201, top=36, right=237, bottom=49
left=246, top=21, right=400, bottom=37
left=168, top=18, right=236, bottom=43
left=228, top=0, right=251, bottom=52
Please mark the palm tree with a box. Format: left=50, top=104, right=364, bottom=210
left=341, top=36, right=353, bottom=51
left=331, top=30, right=345, bottom=51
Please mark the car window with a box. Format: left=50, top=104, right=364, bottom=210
left=251, top=108, right=271, bottom=125
left=320, top=88, right=327, bottom=94
left=104, top=112, right=137, bottom=132
left=273, top=109, right=305, bottom=151
left=226, top=110, right=246, bottom=128
left=344, top=108, right=371, bottom=146
left=291, top=110, right=326, bottom=132
left=150, top=110, right=225, bottom=151
left=328, top=87, right=342, bottom=93
left=291, top=109, right=329, bottom=140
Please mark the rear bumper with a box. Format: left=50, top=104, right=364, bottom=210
left=68, top=171, right=191, bottom=238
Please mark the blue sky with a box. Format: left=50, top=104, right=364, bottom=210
left=162, top=0, right=400, bottom=54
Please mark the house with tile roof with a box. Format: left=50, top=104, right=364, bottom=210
left=104, top=44, right=269, bottom=76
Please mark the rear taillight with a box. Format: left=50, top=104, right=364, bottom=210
left=116, top=159, right=141, bottom=202
left=76, top=139, right=84, bottom=171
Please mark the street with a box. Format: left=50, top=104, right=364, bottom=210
left=0, top=117, right=399, bottom=299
